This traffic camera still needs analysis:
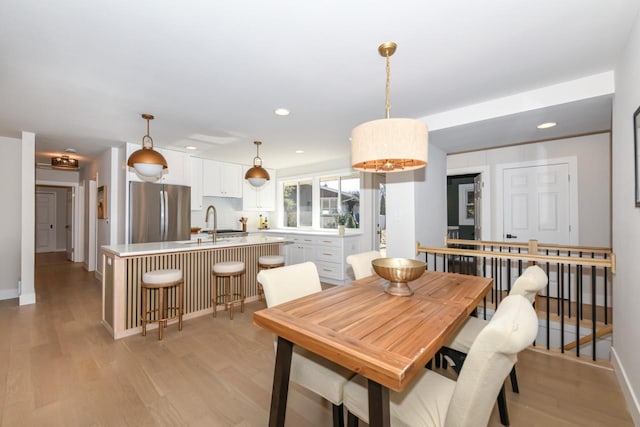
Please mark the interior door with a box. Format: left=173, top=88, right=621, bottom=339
left=503, top=163, right=570, bottom=244
left=36, top=192, right=56, bottom=253
left=66, top=188, right=73, bottom=261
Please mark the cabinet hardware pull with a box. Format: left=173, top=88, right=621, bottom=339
left=322, top=252, right=331, bottom=256
left=323, top=269, right=331, bottom=272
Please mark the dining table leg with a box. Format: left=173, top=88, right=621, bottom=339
left=269, top=336, right=293, bottom=427
left=368, top=379, right=390, bottom=427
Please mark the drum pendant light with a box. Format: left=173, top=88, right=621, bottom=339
left=351, top=42, right=428, bottom=172
left=127, top=114, right=168, bottom=178
left=245, top=140, right=270, bottom=187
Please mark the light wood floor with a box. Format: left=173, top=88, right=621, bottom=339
left=0, top=253, right=633, bottom=426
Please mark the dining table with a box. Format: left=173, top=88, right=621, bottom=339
left=253, top=268, right=493, bottom=427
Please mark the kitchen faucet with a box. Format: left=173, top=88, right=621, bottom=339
left=205, top=205, right=217, bottom=243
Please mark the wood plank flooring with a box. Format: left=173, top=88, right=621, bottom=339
left=0, top=253, right=633, bottom=426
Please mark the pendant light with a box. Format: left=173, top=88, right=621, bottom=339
left=127, top=114, right=168, bottom=177
left=244, top=140, right=270, bottom=187
left=351, top=42, right=428, bottom=172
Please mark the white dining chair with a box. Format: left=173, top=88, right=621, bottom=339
left=346, top=250, right=382, bottom=280
left=440, top=265, right=548, bottom=425
left=343, top=294, right=539, bottom=427
left=257, top=261, right=355, bottom=427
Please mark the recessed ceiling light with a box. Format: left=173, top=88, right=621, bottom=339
left=64, top=147, right=77, bottom=153
left=295, top=150, right=304, bottom=154
left=274, top=108, right=290, bottom=116
left=185, top=145, right=197, bottom=150
left=537, top=122, right=557, bottom=129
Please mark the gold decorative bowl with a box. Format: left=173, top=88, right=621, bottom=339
left=371, top=258, right=426, bottom=296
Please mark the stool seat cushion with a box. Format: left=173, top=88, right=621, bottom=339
left=143, top=268, right=182, bottom=284
left=259, top=255, right=285, bottom=265
left=213, top=261, right=245, bottom=274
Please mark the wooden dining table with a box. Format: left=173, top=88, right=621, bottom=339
left=253, top=269, right=493, bottom=427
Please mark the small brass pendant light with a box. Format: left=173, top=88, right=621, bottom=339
left=127, top=114, right=168, bottom=178
left=245, top=140, right=270, bottom=187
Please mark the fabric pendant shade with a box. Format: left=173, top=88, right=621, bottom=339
left=351, top=118, right=428, bottom=171
left=351, top=42, right=428, bottom=172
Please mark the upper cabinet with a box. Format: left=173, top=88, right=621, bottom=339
left=126, top=143, right=190, bottom=186
left=202, top=159, right=242, bottom=198
left=190, top=157, right=203, bottom=211
left=242, top=165, right=276, bottom=211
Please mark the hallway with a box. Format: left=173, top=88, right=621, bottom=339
left=0, top=253, right=633, bottom=426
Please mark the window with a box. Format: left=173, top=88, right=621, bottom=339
left=283, top=180, right=313, bottom=227
left=320, top=173, right=360, bottom=229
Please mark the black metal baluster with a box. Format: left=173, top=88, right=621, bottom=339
left=567, top=251, right=572, bottom=318
left=576, top=264, right=582, bottom=358
left=560, top=261, right=565, bottom=353
left=604, top=252, right=609, bottom=325
left=592, top=263, right=597, bottom=361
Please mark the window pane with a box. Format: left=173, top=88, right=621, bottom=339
left=299, top=180, right=313, bottom=227
left=283, top=183, right=297, bottom=227
left=341, top=175, right=360, bottom=229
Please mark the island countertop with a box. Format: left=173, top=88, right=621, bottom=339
left=102, top=235, right=290, bottom=257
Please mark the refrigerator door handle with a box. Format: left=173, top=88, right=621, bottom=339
left=160, top=190, right=166, bottom=240
left=163, top=190, right=169, bottom=240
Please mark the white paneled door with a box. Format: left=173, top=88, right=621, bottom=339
left=503, top=163, right=571, bottom=245
left=36, top=192, right=56, bottom=253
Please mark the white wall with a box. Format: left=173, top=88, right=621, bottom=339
left=447, top=133, right=611, bottom=246
left=0, top=136, right=23, bottom=300
left=612, top=10, right=640, bottom=425
left=20, top=132, right=35, bottom=305
left=386, top=145, right=447, bottom=258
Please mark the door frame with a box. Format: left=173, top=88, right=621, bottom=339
left=447, top=166, right=490, bottom=241
left=495, top=156, right=578, bottom=245
left=35, top=179, right=83, bottom=262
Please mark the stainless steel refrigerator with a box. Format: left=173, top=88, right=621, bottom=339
left=129, top=182, right=191, bottom=243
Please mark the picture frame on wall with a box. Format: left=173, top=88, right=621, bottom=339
left=635, top=106, right=640, bottom=207
left=98, top=185, right=107, bottom=219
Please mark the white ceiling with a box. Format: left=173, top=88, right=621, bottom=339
left=0, top=1, right=637, bottom=170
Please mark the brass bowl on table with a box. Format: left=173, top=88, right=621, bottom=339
left=371, top=258, right=427, bottom=297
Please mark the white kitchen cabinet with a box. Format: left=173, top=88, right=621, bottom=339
left=190, top=157, right=203, bottom=210
left=285, top=235, right=316, bottom=265
left=202, top=159, right=242, bottom=198
left=242, top=166, right=276, bottom=211
left=126, top=143, right=190, bottom=186
left=272, top=232, right=361, bottom=284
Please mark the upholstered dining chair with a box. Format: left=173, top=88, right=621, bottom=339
left=346, top=250, right=382, bottom=280
left=440, top=264, right=548, bottom=425
left=257, top=262, right=355, bottom=427
left=343, top=294, right=539, bottom=427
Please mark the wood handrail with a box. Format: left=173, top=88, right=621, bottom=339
left=416, top=242, right=616, bottom=273
left=445, top=237, right=613, bottom=255
left=564, top=325, right=613, bottom=351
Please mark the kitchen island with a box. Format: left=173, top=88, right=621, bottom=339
left=101, top=235, right=288, bottom=339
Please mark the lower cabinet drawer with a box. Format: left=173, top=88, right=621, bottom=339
left=316, top=247, right=341, bottom=262
left=315, top=261, right=342, bottom=280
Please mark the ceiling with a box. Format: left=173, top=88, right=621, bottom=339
left=1, top=1, right=637, bottom=170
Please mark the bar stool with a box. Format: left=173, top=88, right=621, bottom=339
left=140, top=268, right=184, bottom=340
left=212, top=261, right=246, bottom=319
left=257, top=255, right=285, bottom=301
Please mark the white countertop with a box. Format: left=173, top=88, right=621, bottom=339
left=102, top=235, right=289, bottom=257
left=256, top=229, right=363, bottom=237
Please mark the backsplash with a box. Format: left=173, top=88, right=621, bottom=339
left=191, top=196, right=274, bottom=232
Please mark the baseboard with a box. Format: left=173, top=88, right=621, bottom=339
left=0, top=288, right=19, bottom=301
left=611, top=347, right=640, bottom=426
left=19, top=291, right=36, bottom=306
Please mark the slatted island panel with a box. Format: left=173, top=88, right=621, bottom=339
left=102, top=237, right=286, bottom=339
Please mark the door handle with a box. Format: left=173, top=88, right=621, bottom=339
left=505, top=233, right=518, bottom=239
left=50, top=224, right=53, bottom=229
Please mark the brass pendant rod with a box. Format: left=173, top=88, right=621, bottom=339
left=385, top=52, right=391, bottom=119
